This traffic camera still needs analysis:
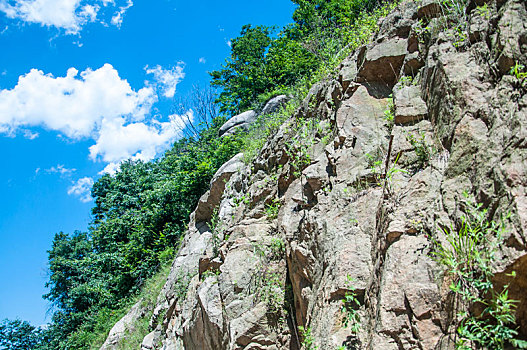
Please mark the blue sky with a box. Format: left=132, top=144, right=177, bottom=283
left=0, top=0, right=295, bottom=325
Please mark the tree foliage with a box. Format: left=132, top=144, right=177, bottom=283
left=0, top=319, right=45, bottom=350
left=210, top=0, right=386, bottom=115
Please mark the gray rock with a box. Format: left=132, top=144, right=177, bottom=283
left=494, top=0, right=527, bottom=74
left=194, top=153, right=244, bottom=223
left=141, top=330, right=162, bottom=350
left=100, top=301, right=148, bottom=350
left=261, top=95, right=289, bottom=115
left=394, top=84, right=428, bottom=124
left=219, top=110, right=257, bottom=137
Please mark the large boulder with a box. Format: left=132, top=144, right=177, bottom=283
left=219, top=110, right=257, bottom=137
left=261, top=94, right=289, bottom=115
left=100, top=301, right=148, bottom=350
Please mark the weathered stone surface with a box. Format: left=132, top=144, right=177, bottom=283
left=261, top=94, right=289, bottom=115
left=183, top=277, right=225, bottom=349
left=100, top=301, right=148, bottom=350
left=494, top=0, right=527, bottom=74
left=357, top=37, right=409, bottom=86
left=141, top=330, right=161, bottom=350
left=194, top=153, right=244, bottom=223
left=417, top=0, right=442, bottom=19
left=394, top=84, right=428, bottom=124
left=219, top=110, right=258, bottom=137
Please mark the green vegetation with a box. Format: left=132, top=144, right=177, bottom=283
left=299, top=326, right=318, bottom=350
left=431, top=194, right=527, bottom=349
left=405, top=131, right=435, bottom=170
left=211, top=0, right=398, bottom=116
left=342, top=276, right=361, bottom=334
left=0, top=319, right=46, bottom=350
left=510, top=63, right=527, bottom=81
left=259, top=272, right=285, bottom=315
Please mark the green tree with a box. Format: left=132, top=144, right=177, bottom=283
left=0, top=319, right=44, bottom=350
left=210, top=25, right=274, bottom=114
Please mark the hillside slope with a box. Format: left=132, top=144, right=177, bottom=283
left=104, top=0, right=527, bottom=348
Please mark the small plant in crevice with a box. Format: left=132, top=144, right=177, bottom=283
left=383, top=96, right=395, bottom=129
left=259, top=271, right=285, bottom=315
left=268, top=237, right=285, bottom=261
left=475, top=3, right=490, bottom=20
left=509, top=63, right=527, bottom=89
left=201, top=269, right=221, bottom=282
left=365, top=151, right=384, bottom=186
left=398, top=75, right=416, bottom=87
left=174, top=270, right=195, bottom=301
left=209, top=208, right=223, bottom=258
left=430, top=193, right=527, bottom=349
left=384, top=153, right=408, bottom=195
left=285, top=117, right=318, bottom=178
left=265, top=198, right=281, bottom=220
left=342, top=276, right=362, bottom=334
left=299, top=326, right=318, bottom=350
left=405, top=131, right=436, bottom=170
left=414, top=19, right=431, bottom=44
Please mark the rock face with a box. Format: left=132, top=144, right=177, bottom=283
left=104, top=0, right=527, bottom=348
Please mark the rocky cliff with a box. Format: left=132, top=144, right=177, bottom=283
left=104, top=0, right=527, bottom=348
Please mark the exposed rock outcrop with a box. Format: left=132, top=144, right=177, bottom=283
left=219, top=95, right=290, bottom=137
left=219, top=110, right=258, bottom=137
left=104, top=0, right=527, bottom=348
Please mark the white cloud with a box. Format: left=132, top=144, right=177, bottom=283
left=46, top=164, right=76, bottom=176
left=198, top=57, right=206, bottom=64
left=0, top=63, right=191, bottom=178
left=92, top=111, right=193, bottom=174
left=0, top=0, right=133, bottom=34
left=110, top=0, right=132, bottom=27
left=0, top=63, right=156, bottom=139
left=145, top=63, right=185, bottom=98
left=22, top=129, right=39, bottom=139
left=68, top=176, right=93, bottom=202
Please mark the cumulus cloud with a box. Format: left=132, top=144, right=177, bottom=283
left=89, top=112, right=191, bottom=163
left=68, top=176, right=94, bottom=202
left=95, top=111, right=193, bottom=175
left=145, top=64, right=185, bottom=98
left=0, top=0, right=133, bottom=34
left=0, top=63, right=190, bottom=181
left=0, top=63, right=156, bottom=139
